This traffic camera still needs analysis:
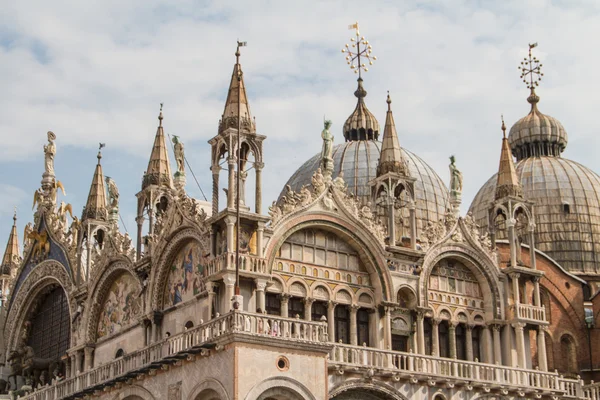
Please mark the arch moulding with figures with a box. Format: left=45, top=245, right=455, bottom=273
left=265, top=214, right=392, bottom=303
left=84, top=259, right=142, bottom=343
left=150, top=227, right=210, bottom=311
left=5, top=260, right=75, bottom=353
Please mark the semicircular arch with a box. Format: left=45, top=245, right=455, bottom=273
left=244, top=377, right=316, bottom=400
left=420, top=243, right=502, bottom=321
left=5, top=260, right=74, bottom=353
left=329, top=379, right=408, bottom=400
left=188, top=378, right=230, bottom=400
left=265, top=215, right=392, bottom=303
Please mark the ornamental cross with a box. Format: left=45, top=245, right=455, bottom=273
left=341, top=21, right=377, bottom=78
left=518, top=43, right=544, bottom=90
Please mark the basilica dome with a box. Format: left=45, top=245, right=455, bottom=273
left=282, top=140, right=449, bottom=232
left=469, top=90, right=600, bottom=276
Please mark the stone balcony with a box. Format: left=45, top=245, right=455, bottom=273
left=18, top=310, right=584, bottom=400
left=328, top=343, right=583, bottom=399
left=507, top=303, right=547, bottom=324
left=205, top=252, right=268, bottom=277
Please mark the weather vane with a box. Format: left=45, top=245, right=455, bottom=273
left=341, top=21, right=377, bottom=78
left=518, top=43, right=544, bottom=90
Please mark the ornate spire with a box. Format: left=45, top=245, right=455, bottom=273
left=1, top=209, right=20, bottom=275
left=341, top=22, right=379, bottom=141
left=495, top=116, right=523, bottom=200
left=519, top=43, right=543, bottom=112
left=377, top=92, right=407, bottom=176
left=219, top=43, right=256, bottom=135
left=143, top=104, right=173, bottom=189
left=82, top=144, right=108, bottom=221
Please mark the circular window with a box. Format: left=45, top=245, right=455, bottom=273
left=276, top=356, right=289, bottom=371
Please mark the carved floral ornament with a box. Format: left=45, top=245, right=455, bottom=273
left=269, top=170, right=386, bottom=245
left=5, top=260, right=75, bottom=352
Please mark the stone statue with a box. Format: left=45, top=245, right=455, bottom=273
left=333, top=172, right=347, bottom=192
left=268, top=201, right=282, bottom=225
left=105, top=176, right=119, bottom=209
left=449, top=155, right=463, bottom=194
left=311, top=168, right=326, bottom=193
left=320, top=120, right=334, bottom=175
left=172, top=135, right=185, bottom=175
left=23, top=223, right=33, bottom=249
left=68, top=216, right=81, bottom=246
left=43, top=131, right=56, bottom=175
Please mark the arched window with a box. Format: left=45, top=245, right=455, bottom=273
left=357, top=308, right=370, bottom=346
left=439, top=321, right=450, bottom=358
left=560, top=334, right=578, bottom=375
left=185, top=321, right=194, bottom=330
left=335, top=305, right=350, bottom=344
left=472, top=326, right=481, bottom=361
left=115, top=348, right=125, bottom=358
left=265, top=293, right=281, bottom=316
left=456, top=324, right=466, bottom=360
left=27, top=286, right=70, bottom=362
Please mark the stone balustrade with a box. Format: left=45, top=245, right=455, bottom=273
left=329, top=343, right=582, bottom=397
left=582, top=380, right=600, bottom=399
left=516, top=303, right=546, bottom=323
left=18, top=311, right=328, bottom=400
left=206, top=252, right=268, bottom=276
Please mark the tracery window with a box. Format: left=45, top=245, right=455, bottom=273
left=27, top=286, right=70, bottom=362
left=429, top=259, right=481, bottom=298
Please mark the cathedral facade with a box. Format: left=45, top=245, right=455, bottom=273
left=1, top=38, right=600, bottom=400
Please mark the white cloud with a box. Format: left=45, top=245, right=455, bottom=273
left=1, top=0, right=600, bottom=248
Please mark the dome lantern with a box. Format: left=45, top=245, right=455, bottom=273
left=509, top=43, right=568, bottom=161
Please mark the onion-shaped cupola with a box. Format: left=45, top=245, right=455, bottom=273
left=509, top=44, right=568, bottom=161
left=343, top=78, right=380, bottom=141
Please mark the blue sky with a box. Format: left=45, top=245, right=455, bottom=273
left=1, top=0, right=600, bottom=252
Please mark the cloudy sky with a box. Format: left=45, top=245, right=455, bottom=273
left=1, top=0, right=599, bottom=253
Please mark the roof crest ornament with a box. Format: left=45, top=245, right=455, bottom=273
left=518, top=43, right=544, bottom=110
left=342, top=21, right=377, bottom=79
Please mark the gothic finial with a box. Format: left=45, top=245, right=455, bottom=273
left=98, top=143, right=105, bottom=162
left=501, top=115, right=506, bottom=138
left=158, top=103, right=164, bottom=126
left=13, top=206, right=17, bottom=223
left=236, top=40, right=247, bottom=65
left=386, top=91, right=392, bottom=111
left=518, top=43, right=543, bottom=108
left=341, top=21, right=376, bottom=79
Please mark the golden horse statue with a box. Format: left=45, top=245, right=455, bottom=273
left=28, top=230, right=50, bottom=260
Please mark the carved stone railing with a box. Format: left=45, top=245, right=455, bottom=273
left=329, top=343, right=581, bottom=397
left=206, top=252, right=268, bottom=276
left=19, top=311, right=328, bottom=400
left=515, top=303, right=546, bottom=323
left=582, top=380, right=600, bottom=399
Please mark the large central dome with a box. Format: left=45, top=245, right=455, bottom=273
left=281, top=140, right=449, bottom=232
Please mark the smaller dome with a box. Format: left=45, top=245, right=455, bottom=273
left=343, top=78, right=380, bottom=141
left=508, top=91, right=568, bottom=161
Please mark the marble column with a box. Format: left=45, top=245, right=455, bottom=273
left=75, top=350, right=83, bottom=375
left=507, top=218, right=517, bottom=267
left=70, top=354, right=77, bottom=377
left=64, top=356, right=71, bottom=379
left=84, top=346, right=94, bottom=371
left=388, top=199, right=396, bottom=246
left=492, top=324, right=502, bottom=364
left=224, top=274, right=235, bottom=311
left=304, top=298, right=314, bottom=321
left=431, top=318, right=440, bottom=357
left=255, top=162, right=264, bottom=215
left=538, top=326, right=548, bottom=371
left=350, top=305, right=359, bottom=346
left=227, top=157, right=236, bottom=209
left=511, top=273, right=521, bottom=305
left=225, top=216, right=235, bottom=254
left=255, top=279, right=267, bottom=313
left=135, top=215, right=144, bottom=262
left=449, top=322, right=457, bottom=359
left=466, top=324, right=474, bottom=361
left=211, top=164, right=221, bottom=216
left=409, top=202, right=417, bottom=250
left=482, top=325, right=493, bottom=364
left=384, top=307, right=392, bottom=350
left=327, top=301, right=336, bottom=342
left=513, top=322, right=527, bottom=368
left=533, top=277, right=542, bottom=307
left=256, top=223, right=265, bottom=258
left=368, top=308, right=380, bottom=348
left=529, top=224, right=537, bottom=269
left=281, top=294, right=290, bottom=318
left=416, top=311, right=425, bottom=355
left=206, top=282, right=215, bottom=320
